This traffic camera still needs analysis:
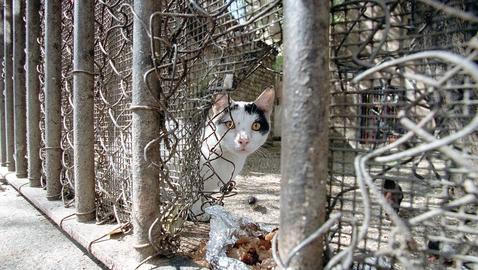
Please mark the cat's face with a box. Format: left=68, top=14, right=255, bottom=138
left=211, top=87, right=275, bottom=156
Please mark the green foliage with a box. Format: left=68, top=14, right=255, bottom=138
left=272, top=53, right=283, bottom=72
left=332, top=0, right=345, bottom=24
left=332, top=0, right=345, bottom=6
left=332, top=13, right=345, bottom=24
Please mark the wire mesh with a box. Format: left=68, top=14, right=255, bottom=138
left=60, top=0, right=74, bottom=207
left=26, top=0, right=478, bottom=267
left=326, top=0, right=478, bottom=269
left=94, top=0, right=134, bottom=224
left=38, top=0, right=46, bottom=188
left=137, top=0, right=282, bottom=254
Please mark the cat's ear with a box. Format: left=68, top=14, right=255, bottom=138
left=212, top=92, right=230, bottom=116
left=254, top=87, right=275, bottom=117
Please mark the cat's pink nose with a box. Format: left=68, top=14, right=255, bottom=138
left=238, top=138, right=249, bottom=145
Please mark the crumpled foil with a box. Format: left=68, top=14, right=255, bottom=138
left=205, top=205, right=275, bottom=270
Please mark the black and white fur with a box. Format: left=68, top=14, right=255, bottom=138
left=191, top=87, right=275, bottom=221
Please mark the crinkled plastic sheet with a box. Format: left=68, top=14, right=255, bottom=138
left=205, top=205, right=275, bottom=270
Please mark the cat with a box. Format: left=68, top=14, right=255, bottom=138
left=190, top=87, right=275, bottom=221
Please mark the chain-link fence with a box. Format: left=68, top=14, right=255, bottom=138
left=60, top=0, right=74, bottom=206
left=38, top=0, right=46, bottom=189
left=1, top=0, right=478, bottom=269
left=135, top=0, right=283, bottom=256
left=324, top=0, right=478, bottom=269
left=94, top=0, right=134, bottom=225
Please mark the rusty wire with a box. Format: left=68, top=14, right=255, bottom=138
left=38, top=0, right=46, bottom=189
left=269, top=1, right=478, bottom=269
left=24, top=0, right=478, bottom=267
left=55, top=0, right=285, bottom=255
left=36, top=0, right=75, bottom=205
left=137, top=0, right=283, bottom=255
left=60, top=0, right=75, bottom=207
left=29, top=0, right=477, bottom=267
left=93, top=0, right=134, bottom=224
left=80, top=1, right=281, bottom=235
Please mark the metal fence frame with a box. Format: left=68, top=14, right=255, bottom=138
left=130, top=0, right=162, bottom=261
left=0, top=6, right=5, bottom=168
left=0, top=0, right=326, bottom=266
left=13, top=0, right=27, bottom=178
left=1, top=1, right=477, bottom=269
left=72, top=0, right=95, bottom=223
left=26, top=0, right=42, bottom=187
left=4, top=0, right=14, bottom=172
left=44, top=0, right=62, bottom=200
left=279, top=0, right=330, bottom=269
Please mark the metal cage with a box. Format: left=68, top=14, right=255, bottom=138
left=2, top=0, right=478, bottom=268
left=327, top=0, right=478, bottom=269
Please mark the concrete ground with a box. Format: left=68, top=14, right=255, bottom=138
left=223, top=141, right=281, bottom=226
left=0, top=181, right=105, bottom=270
left=1, top=168, right=207, bottom=270
left=0, top=143, right=283, bottom=270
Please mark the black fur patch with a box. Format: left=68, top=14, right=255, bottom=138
left=214, top=103, right=270, bottom=135
left=244, top=103, right=270, bottom=135
left=229, top=104, right=239, bottom=111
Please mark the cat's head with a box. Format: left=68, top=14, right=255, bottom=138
left=211, top=87, right=275, bottom=156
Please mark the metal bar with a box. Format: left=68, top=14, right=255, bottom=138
left=0, top=5, right=5, bottom=167
left=44, top=0, right=62, bottom=200
left=73, top=0, right=95, bottom=222
left=131, top=0, right=162, bottom=261
left=13, top=0, right=27, bottom=178
left=26, top=0, right=41, bottom=187
left=279, top=0, right=330, bottom=269
left=4, top=0, right=14, bottom=172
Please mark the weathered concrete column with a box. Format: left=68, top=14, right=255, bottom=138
left=279, top=1, right=330, bottom=269
left=131, top=0, right=162, bottom=261
left=0, top=7, right=5, bottom=167
left=13, top=0, right=27, bottom=178
left=26, top=0, right=42, bottom=187
left=4, top=0, right=14, bottom=172
left=44, top=0, right=62, bottom=200
left=73, top=0, right=95, bottom=222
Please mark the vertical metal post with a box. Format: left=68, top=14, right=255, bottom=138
left=4, top=0, right=14, bottom=172
left=26, top=0, right=41, bottom=187
left=44, top=0, right=62, bottom=200
left=131, top=0, right=162, bottom=261
left=73, top=0, right=95, bottom=222
left=0, top=6, right=5, bottom=167
left=279, top=1, right=330, bottom=269
left=13, top=0, right=27, bottom=178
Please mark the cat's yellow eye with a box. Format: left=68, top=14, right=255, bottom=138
left=251, top=122, right=261, bottom=131
left=224, top=120, right=235, bottom=129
